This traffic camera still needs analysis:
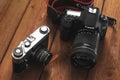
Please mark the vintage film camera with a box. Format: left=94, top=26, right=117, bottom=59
left=60, top=7, right=116, bottom=69
left=12, top=26, right=52, bottom=73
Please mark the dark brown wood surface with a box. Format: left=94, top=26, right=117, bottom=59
left=0, top=0, right=119, bottom=80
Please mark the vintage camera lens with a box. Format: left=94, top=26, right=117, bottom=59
left=71, top=32, right=99, bottom=69
left=32, top=50, right=52, bottom=66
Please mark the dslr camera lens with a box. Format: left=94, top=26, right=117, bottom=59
left=71, top=32, right=99, bottom=69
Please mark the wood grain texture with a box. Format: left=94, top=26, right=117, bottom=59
left=94, top=0, right=103, bottom=10
left=0, top=0, right=11, bottom=21
left=88, top=0, right=120, bottom=80
left=0, top=0, right=30, bottom=63
left=0, top=0, right=120, bottom=80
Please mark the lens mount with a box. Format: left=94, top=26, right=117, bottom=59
left=32, top=49, right=52, bottom=66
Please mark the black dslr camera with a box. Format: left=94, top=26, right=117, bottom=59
left=12, top=26, right=52, bottom=73
left=60, top=7, right=116, bottom=69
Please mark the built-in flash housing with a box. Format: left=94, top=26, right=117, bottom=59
left=67, top=10, right=81, bottom=17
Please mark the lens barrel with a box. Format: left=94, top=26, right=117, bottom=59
left=32, top=49, right=52, bottom=66
left=71, top=31, right=100, bottom=69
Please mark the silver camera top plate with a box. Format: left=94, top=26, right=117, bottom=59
left=12, top=26, right=50, bottom=60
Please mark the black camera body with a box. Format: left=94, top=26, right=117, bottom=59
left=47, top=0, right=94, bottom=24
left=60, top=7, right=116, bottom=68
left=12, top=26, right=52, bottom=73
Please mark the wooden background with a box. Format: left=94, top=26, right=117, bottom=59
left=0, top=0, right=120, bottom=80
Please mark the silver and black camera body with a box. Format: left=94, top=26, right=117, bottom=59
left=60, top=7, right=116, bottom=69
left=12, top=26, right=52, bottom=73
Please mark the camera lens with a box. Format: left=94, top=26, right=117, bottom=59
left=32, top=49, right=52, bottom=66
left=71, top=47, right=96, bottom=69
left=71, top=32, right=100, bottom=69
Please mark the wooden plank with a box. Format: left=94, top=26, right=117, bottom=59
left=0, top=0, right=11, bottom=21
left=94, top=0, right=103, bottom=10
left=0, top=0, right=110, bottom=80
left=88, top=0, right=120, bottom=80
left=0, top=0, right=30, bottom=62
left=0, top=0, right=56, bottom=80
left=40, top=0, right=104, bottom=80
